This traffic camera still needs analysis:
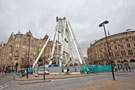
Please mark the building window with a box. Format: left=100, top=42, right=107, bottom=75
left=100, top=54, right=103, bottom=58
left=121, top=51, right=126, bottom=56
left=16, top=44, right=20, bottom=47
left=119, top=39, right=123, bottom=42
left=28, top=40, right=30, bottom=45
left=22, top=51, right=25, bottom=55
left=133, top=43, right=135, bottom=47
left=109, top=46, right=111, bottom=50
left=33, top=51, right=36, bottom=56
left=30, top=59, right=33, bottom=63
left=31, top=40, right=34, bottom=46
left=34, top=48, right=37, bottom=50
left=23, top=46, right=25, bottom=48
left=132, top=37, right=135, bottom=40
left=128, top=50, right=133, bottom=55
left=118, top=44, right=124, bottom=48
left=114, top=46, right=117, bottom=49
left=127, top=44, right=130, bottom=48
left=125, top=38, right=129, bottom=41
left=23, top=38, right=26, bottom=44
left=100, top=49, right=102, bottom=52
left=27, top=47, right=29, bottom=50
left=110, top=52, right=113, bottom=56
left=115, top=52, right=119, bottom=56
left=16, top=38, right=20, bottom=41
left=16, top=50, right=19, bottom=53
left=21, top=58, right=25, bottom=64
left=121, top=45, right=124, bottom=48
left=39, top=42, right=42, bottom=46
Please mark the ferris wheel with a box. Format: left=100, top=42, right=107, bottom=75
left=33, top=17, right=85, bottom=68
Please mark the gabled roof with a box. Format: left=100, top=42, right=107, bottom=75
left=0, top=41, right=5, bottom=47
left=43, top=34, right=49, bottom=39
left=16, top=30, right=23, bottom=35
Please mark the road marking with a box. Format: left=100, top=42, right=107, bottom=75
left=0, top=84, right=8, bottom=90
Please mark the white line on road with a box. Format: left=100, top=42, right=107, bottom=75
left=0, top=84, right=8, bottom=90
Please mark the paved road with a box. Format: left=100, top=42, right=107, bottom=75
left=0, top=74, right=14, bottom=90
left=2, top=71, right=135, bottom=90
left=0, top=74, right=14, bottom=85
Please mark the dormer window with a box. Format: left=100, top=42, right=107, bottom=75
left=39, top=42, right=42, bottom=46
left=16, top=38, right=20, bottom=41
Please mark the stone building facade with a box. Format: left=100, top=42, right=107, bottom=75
left=0, top=31, right=52, bottom=70
left=87, top=31, right=135, bottom=68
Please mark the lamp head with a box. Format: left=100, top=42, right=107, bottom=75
left=99, top=23, right=103, bottom=27
left=99, top=20, right=109, bottom=27
left=104, top=20, right=109, bottom=24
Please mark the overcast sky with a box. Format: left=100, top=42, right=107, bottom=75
left=0, top=0, right=135, bottom=57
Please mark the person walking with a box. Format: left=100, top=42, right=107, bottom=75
left=118, top=64, right=121, bottom=71
left=86, top=67, right=89, bottom=74
left=122, top=64, right=125, bottom=72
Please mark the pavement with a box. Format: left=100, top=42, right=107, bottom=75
left=71, top=75, right=135, bottom=90
left=1, top=70, right=135, bottom=90
left=14, top=69, right=135, bottom=84
left=15, top=73, right=102, bottom=84
left=0, top=74, right=15, bottom=85
left=1, top=71, right=135, bottom=90
left=1, top=72, right=104, bottom=85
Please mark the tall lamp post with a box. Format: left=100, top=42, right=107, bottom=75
left=43, top=49, right=46, bottom=81
left=99, top=20, right=115, bottom=80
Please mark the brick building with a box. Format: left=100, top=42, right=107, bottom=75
left=0, top=31, right=52, bottom=70
left=87, top=31, right=135, bottom=68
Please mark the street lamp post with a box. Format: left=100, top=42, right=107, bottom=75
left=43, top=48, right=46, bottom=81
left=99, top=20, right=115, bottom=80
left=44, top=56, right=46, bottom=81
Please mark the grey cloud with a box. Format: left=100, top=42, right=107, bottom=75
left=0, top=0, right=135, bottom=56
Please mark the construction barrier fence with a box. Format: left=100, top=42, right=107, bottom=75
left=48, top=65, right=112, bottom=74
left=81, top=65, right=112, bottom=74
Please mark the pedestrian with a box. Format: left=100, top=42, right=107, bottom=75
left=66, top=68, right=70, bottom=75
left=118, top=65, right=121, bottom=71
left=5, top=67, right=8, bottom=75
left=86, top=67, right=89, bottom=74
left=115, top=66, right=118, bottom=72
left=122, top=64, right=125, bottom=72
left=125, top=66, right=128, bottom=72
left=128, top=66, right=131, bottom=72
left=0, top=68, right=1, bottom=74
